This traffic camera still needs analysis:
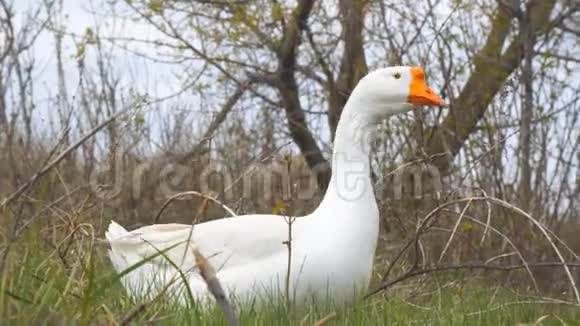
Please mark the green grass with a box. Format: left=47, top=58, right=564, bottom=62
left=1, top=232, right=579, bottom=325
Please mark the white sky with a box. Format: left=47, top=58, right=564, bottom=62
left=14, top=0, right=184, bottom=106
left=9, top=0, right=214, bottom=156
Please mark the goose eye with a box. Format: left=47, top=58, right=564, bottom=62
left=393, top=72, right=401, bottom=79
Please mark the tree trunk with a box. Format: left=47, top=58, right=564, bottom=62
left=276, top=0, right=331, bottom=190
left=517, top=1, right=536, bottom=213
left=328, top=0, right=368, bottom=138
left=413, top=0, right=556, bottom=174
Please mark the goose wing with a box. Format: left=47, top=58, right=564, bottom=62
left=106, top=214, right=293, bottom=275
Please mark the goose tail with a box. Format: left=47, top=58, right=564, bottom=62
left=105, top=220, right=129, bottom=242
left=105, top=220, right=144, bottom=296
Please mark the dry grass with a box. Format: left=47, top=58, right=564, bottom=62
left=1, top=184, right=579, bottom=324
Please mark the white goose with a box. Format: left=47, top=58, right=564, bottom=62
left=106, top=66, right=447, bottom=305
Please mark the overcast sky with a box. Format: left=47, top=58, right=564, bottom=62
left=13, top=0, right=187, bottom=121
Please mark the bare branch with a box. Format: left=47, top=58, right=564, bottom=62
left=154, top=191, right=237, bottom=224
left=0, top=99, right=147, bottom=209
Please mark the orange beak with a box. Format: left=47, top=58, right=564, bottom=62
left=407, top=67, right=448, bottom=107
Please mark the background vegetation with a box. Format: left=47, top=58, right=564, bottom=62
left=0, top=0, right=579, bottom=324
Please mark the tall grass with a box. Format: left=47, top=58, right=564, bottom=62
left=1, top=226, right=578, bottom=325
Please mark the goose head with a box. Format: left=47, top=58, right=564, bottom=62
left=349, top=66, right=447, bottom=120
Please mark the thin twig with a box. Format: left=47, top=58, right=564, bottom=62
left=154, top=191, right=237, bottom=223
left=465, top=299, right=580, bottom=316
left=370, top=195, right=580, bottom=303
left=416, top=196, right=580, bottom=303
left=438, top=199, right=472, bottom=263
left=283, top=214, right=295, bottom=308
left=0, top=99, right=147, bottom=209
left=367, top=261, right=580, bottom=298
left=313, top=312, right=337, bottom=326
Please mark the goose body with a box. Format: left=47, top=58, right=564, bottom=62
left=106, top=66, right=446, bottom=304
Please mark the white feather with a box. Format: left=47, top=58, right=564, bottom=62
left=105, top=66, right=446, bottom=305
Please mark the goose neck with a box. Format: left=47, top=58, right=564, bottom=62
left=316, top=101, right=377, bottom=213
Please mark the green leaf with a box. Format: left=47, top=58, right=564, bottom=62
left=272, top=200, right=288, bottom=215
left=85, top=27, right=97, bottom=45
left=134, top=113, right=145, bottom=128
left=148, top=0, right=164, bottom=14
left=75, top=44, right=86, bottom=60
left=271, top=3, right=284, bottom=21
